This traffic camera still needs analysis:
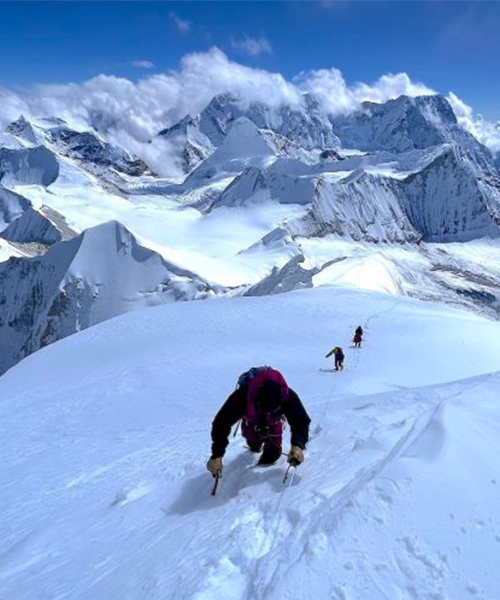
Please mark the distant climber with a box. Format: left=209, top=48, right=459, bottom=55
left=326, top=346, right=345, bottom=371
left=206, top=367, right=311, bottom=478
left=353, top=326, right=363, bottom=348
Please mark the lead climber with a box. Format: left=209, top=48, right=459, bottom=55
left=353, top=326, right=363, bottom=348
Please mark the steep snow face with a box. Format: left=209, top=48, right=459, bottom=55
left=282, top=148, right=500, bottom=245
left=0, top=184, right=32, bottom=231
left=187, top=117, right=321, bottom=193
left=0, top=145, right=60, bottom=186
left=330, top=95, right=451, bottom=151
left=1, top=286, right=500, bottom=600
left=185, top=117, right=275, bottom=184
left=0, top=205, right=76, bottom=245
left=0, top=220, right=215, bottom=375
left=208, top=165, right=315, bottom=211
left=288, top=170, right=421, bottom=244
left=401, top=147, right=500, bottom=242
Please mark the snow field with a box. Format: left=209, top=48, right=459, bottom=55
left=1, top=286, right=500, bottom=599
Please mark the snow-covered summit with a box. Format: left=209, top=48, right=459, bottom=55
left=5, top=114, right=39, bottom=144
left=331, top=94, right=496, bottom=171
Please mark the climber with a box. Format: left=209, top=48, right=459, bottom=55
left=206, top=367, right=311, bottom=477
left=353, top=326, right=363, bottom=348
left=326, top=346, right=345, bottom=371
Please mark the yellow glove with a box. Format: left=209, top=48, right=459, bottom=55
left=206, top=457, right=223, bottom=477
left=288, top=445, right=304, bottom=466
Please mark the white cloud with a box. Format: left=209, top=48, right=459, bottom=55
left=231, top=35, right=273, bottom=57
left=0, top=86, right=31, bottom=131
left=169, top=12, right=191, bottom=33
left=1, top=47, right=498, bottom=176
left=294, top=68, right=435, bottom=116
left=131, top=60, right=155, bottom=70
left=447, top=92, right=500, bottom=157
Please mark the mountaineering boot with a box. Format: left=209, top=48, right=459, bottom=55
left=257, top=443, right=282, bottom=466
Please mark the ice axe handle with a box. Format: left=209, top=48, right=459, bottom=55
left=211, top=470, right=221, bottom=496
left=283, top=461, right=299, bottom=484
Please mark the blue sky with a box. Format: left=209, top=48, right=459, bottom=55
left=1, top=1, right=499, bottom=120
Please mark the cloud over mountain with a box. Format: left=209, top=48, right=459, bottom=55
left=1, top=47, right=498, bottom=178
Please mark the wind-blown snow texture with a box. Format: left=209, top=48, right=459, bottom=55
left=0, top=287, right=499, bottom=599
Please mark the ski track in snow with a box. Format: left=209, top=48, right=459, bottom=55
left=1, top=287, right=500, bottom=599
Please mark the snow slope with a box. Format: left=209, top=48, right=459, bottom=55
left=1, top=286, right=499, bottom=600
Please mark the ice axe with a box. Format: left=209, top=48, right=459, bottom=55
left=283, top=458, right=299, bottom=484
left=211, top=470, right=221, bottom=496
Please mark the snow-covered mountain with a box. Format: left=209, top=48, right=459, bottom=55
left=0, top=220, right=215, bottom=375
left=153, top=93, right=500, bottom=246
left=6, top=115, right=153, bottom=182
left=159, top=93, right=341, bottom=173
left=330, top=94, right=497, bottom=171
